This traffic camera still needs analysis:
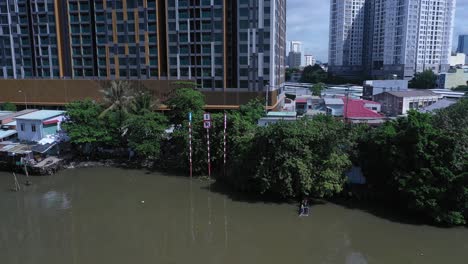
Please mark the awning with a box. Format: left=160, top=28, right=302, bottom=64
left=43, top=119, right=59, bottom=125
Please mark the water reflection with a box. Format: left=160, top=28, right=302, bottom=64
left=41, top=191, right=72, bottom=210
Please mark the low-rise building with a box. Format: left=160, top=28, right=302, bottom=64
left=438, top=67, right=468, bottom=89
left=373, top=91, right=442, bottom=116
left=258, top=112, right=298, bottom=127
left=449, top=53, right=467, bottom=67
left=343, top=98, right=384, bottom=124
left=0, top=109, right=38, bottom=125
left=15, top=110, right=65, bottom=142
left=324, top=98, right=344, bottom=116
left=362, top=80, right=408, bottom=100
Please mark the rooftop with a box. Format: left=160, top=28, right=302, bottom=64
left=15, top=110, right=65, bottom=121
left=419, top=99, right=457, bottom=113
left=0, top=109, right=38, bottom=122
left=343, top=98, right=383, bottom=119
left=386, top=90, right=436, bottom=97
left=267, top=111, right=297, bottom=118
left=0, top=130, right=17, bottom=139
left=324, top=98, right=345, bottom=105
left=0, top=111, right=13, bottom=117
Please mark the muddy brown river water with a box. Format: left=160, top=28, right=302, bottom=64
left=1, top=167, right=467, bottom=264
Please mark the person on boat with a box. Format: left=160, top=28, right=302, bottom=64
left=299, top=202, right=305, bottom=215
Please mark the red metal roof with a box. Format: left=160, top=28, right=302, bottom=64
left=296, top=98, right=307, bottom=103
left=43, top=119, right=59, bottom=125
left=342, top=98, right=383, bottom=118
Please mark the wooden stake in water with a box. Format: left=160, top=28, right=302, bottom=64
left=13, top=173, right=20, bottom=191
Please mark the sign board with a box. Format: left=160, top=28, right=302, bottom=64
left=203, top=113, right=211, bottom=121
left=203, top=121, right=212, bottom=129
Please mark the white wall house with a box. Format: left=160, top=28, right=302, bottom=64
left=373, top=91, right=442, bottom=116
left=324, top=98, right=345, bottom=116
left=15, top=110, right=65, bottom=142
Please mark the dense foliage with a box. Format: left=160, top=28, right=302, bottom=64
left=0, top=102, right=17, bottom=111
left=300, top=64, right=327, bottom=83
left=228, top=115, right=352, bottom=199
left=408, top=69, right=438, bottom=89
left=359, top=100, right=468, bottom=225
left=63, top=100, right=112, bottom=145
left=125, top=111, right=168, bottom=159
left=285, top=68, right=301, bottom=81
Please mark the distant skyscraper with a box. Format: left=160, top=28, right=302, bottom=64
left=304, top=55, right=316, bottom=66
left=288, top=41, right=302, bottom=67
left=458, top=35, right=468, bottom=54
left=329, top=0, right=456, bottom=79
left=290, top=41, right=302, bottom=53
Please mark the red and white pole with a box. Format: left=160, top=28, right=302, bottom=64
left=206, top=127, right=211, bottom=178
left=189, top=112, right=193, bottom=178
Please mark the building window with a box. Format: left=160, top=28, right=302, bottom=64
left=20, top=123, right=25, bottom=131
left=31, top=124, right=36, bottom=132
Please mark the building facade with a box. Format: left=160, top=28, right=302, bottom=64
left=304, top=54, right=315, bottom=66
left=457, top=35, right=468, bottom=54
left=329, top=0, right=456, bottom=79
left=373, top=90, right=442, bottom=116
left=0, top=0, right=286, bottom=93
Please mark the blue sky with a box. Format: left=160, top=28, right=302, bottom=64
left=287, top=0, right=468, bottom=62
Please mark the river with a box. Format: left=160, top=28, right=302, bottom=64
left=1, top=167, right=467, bottom=264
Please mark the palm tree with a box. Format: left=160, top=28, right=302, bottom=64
left=129, top=91, right=159, bottom=115
left=99, top=80, right=134, bottom=118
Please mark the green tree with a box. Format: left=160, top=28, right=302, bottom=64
left=1, top=102, right=17, bottom=111
left=99, top=80, right=134, bottom=117
left=286, top=67, right=300, bottom=81
left=408, top=69, right=438, bottom=89
left=125, top=111, right=168, bottom=159
left=165, top=87, right=205, bottom=126
left=239, top=98, right=265, bottom=123
left=453, top=85, right=468, bottom=92
left=232, top=115, right=351, bottom=198
left=359, top=108, right=468, bottom=225
left=62, top=100, right=114, bottom=153
left=129, top=91, right=158, bottom=115
left=309, top=82, right=326, bottom=96
left=300, top=64, right=327, bottom=83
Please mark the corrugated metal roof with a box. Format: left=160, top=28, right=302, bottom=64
left=343, top=98, right=383, bottom=119
left=386, top=90, right=436, bottom=97
left=419, top=99, right=457, bottom=113
left=324, top=98, right=345, bottom=105
left=0, top=109, right=38, bottom=121
left=15, top=110, right=65, bottom=121
left=0, top=130, right=17, bottom=139
left=0, top=111, right=13, bottom=117
left=267, top=111, right=297, bottom=117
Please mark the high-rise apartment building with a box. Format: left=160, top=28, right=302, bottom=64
left=0, top=0, right=286, bottom=93
left=0, top=0, right=63, bottom=79
left=288, top=40, right=301, bottom=67
left=458, top=35, right=468, bottom=54
left=304, top=54, right=316, bottom=66
left=329, top=0, right=456, bottom=79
